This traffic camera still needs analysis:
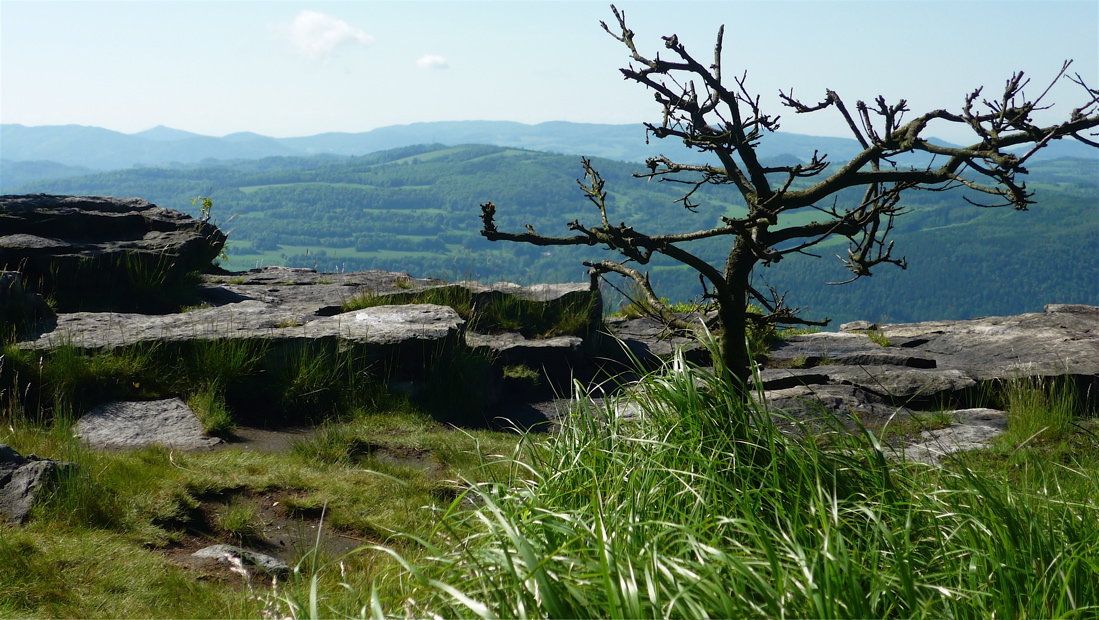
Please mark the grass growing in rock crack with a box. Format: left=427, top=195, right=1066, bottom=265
left=867, top=328, right=893, bottom=347
left=342, top=284, right=596, bottom=339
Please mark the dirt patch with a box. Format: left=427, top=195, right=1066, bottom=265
left=160, top=490, right=368, bottom=580
left=349, top=440, right=445, bottom=476
left=215, top=426, right=316, bottom=453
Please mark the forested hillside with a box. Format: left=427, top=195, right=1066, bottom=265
left=11, top=145, right=1097, bottom=326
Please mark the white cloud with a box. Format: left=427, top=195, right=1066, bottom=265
left=288, top=10, right=373, bottom=60
left=416, top=54, right=448, bottom=70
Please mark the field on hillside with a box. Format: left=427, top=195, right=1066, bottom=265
left=13, top=148, right=1098, bottom=325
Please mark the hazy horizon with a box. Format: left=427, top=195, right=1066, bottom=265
left=0, top=118, right=947, bottom=144
left=3, top=1, right=1096, bottom=147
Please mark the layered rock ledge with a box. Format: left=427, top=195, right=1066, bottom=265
left=1, top=194, right=227, bottom=312
left=5, top=195, right=1095, bottom=459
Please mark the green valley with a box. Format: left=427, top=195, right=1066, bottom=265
left=10, top=145, right=1097, bottom=326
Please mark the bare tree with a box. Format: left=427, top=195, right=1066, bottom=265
left=479, top=6, right=1099, bottom=406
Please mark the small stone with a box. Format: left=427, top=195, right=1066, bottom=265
left=192, top=544, right=290, bottom=575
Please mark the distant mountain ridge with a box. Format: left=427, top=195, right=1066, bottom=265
left=4, top=121, right=1095, bottom=178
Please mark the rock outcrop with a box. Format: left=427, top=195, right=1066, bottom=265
left=0, top=194, right=226, bottom=312
left=762, top=304, right=1098, bottom=415
left=14, top=264, right=602, bottom=429
left=605, top=304, right=1098, bottom=459
left=849, top=304, right=1099, bottom=384
left=5, top=194, right=1094, bottom=460
left=0, top=445, right=75, bottom=523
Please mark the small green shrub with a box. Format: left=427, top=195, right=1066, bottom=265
left=867, top=329, right=893, bottom=347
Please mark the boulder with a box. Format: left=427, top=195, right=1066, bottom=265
left=17, top=301, right=465, bottom=385
left=0, top=444, right=76, bottom=523
left=0, top=194, right=226, bottom=312
left=75, top=398, right=222, bottom=450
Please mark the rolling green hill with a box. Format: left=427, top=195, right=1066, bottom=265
left=10, top=145, right=1097, bottom=326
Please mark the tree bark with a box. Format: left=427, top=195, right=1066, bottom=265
left=715, top=236, right=758, bottom=435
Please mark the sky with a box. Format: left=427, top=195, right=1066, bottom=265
left=2, top=0, right=1096, bottom=144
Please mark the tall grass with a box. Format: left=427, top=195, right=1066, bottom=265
left=44, top=250, right=204, bottom=313
left=1001, top=375, right=1079, bottom=446
left=365, top=344, right=1099, bottom=619
left=1, top=341, right=162, bottom=426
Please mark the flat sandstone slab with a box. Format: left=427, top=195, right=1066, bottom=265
left=75, top=398, right=221, bottom=450
left=17, top=303, right=463, bottom=351
left=851, top=304, right=1099, bottom=381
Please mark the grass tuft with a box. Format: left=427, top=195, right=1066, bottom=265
left=217, top=499, right=263, bottom=544
left=186, top=386, right=236, bottom=436
left=1000, top=375, right=1078, bottom=446
left=867, top=328, right=893, bottom=347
